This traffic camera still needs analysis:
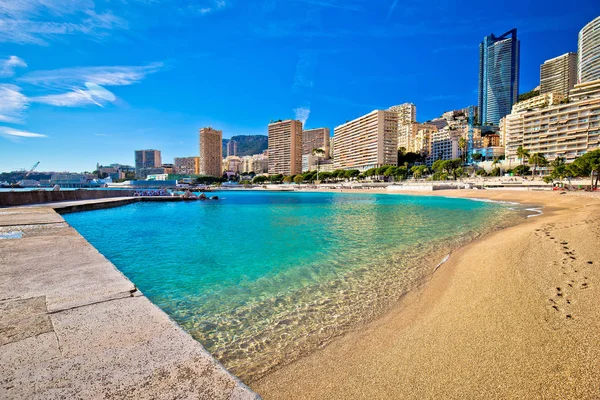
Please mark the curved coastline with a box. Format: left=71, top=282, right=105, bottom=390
left=252, top=189, right=600, bottom=399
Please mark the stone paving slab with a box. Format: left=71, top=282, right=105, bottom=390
left=0, top=206, right=260, bottom=400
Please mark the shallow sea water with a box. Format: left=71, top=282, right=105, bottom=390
left=63, top=191, right=526, bottom=381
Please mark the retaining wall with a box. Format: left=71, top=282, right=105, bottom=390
left=0, top=189, right=136, bottom=207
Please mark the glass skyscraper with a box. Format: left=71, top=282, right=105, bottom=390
left=478, top=29, right=520, bottom=126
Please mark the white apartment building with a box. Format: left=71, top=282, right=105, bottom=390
left=504, top=79, right=600, bottom=163
left=333, top=110, right=398, bottom=171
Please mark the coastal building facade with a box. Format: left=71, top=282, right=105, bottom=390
left=333, top=110, right=398, bottom=171
left=226, top=140, right=237, bottom=157
left=511, top=92, right=565, bottom=114
left=268, top=119, right=303, bottom=175
left=240, top=153, right=269, bottom=174
left=135, top=149, right=162, bottom=178
left=199, top=127, right=223, bottom=177
left=578, top=16, right=600, bottom=83
left=504, top=79, right=600, bottom=163
left=540, top=53, right=578, bottom=95
left=174, top=157, right=199, bottom=175
left=302, top=128, right=330, bottom=157
left=478, top=29, right=520, bottom=125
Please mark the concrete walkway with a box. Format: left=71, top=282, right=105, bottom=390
left=0, top=205, right=260, bottom=399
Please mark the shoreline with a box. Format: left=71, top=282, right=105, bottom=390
left=251, top=189, right=600, bottom=399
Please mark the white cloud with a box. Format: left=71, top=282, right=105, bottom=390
left=0, top=126, right=47, bottom=138
left=20, top=62, right=164, bottom=88
left=32, top=82, right=117, bottom=107
left=0, top=84, right=29, bottom=123
left=294, top=106, right=310, bottom=125
left=195, top=0, right=227, bottom=15
left=0, top=0, right=128, bottom=44
left=0, top=56, right=27, bottom=77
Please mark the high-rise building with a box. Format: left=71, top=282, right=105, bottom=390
left=227, top=139, right=237, bottom=157
left=268, top=120, right=303, bottom=175
left=333, top=110, right=398, bottom=171
left=302, top=128, right=330, bottom=157
left=199, top=127, right=223, bottom=177
left=478, top=29, right=520, bottom=126
left=135, top=149, right=161, bottom=170
left=134, top=149, right=162, bottom=178
left=388, top=103, right=416, bottom=125
left=540, top=52, right=578, bottom=95
left=504, top=79, right=600, bottom=164
left=578, top=16, right=600, bottom=84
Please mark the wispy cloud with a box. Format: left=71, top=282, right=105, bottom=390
left=293, top=52, right=316, bottom=92
left=0, top=0, right=128, bottom=44
left=20, top=62, right=164, bottom=89
left=0, top=56, right=27, bottom=77
left=294, top=106, right=310, bottom=125
left=0, top=84, right=29, bottom=123
left=31, top=83, right=116, bottom=107
left=386, top=0, right=398, bottom=20
left=0, top=126, right=47, bottom=138
left=193, top=0, right=227, bottom=15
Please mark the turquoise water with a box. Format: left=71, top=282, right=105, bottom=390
left=63, top=191, right=523, bottom=381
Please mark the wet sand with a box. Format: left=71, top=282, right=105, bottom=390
left=251, top=189, right=600, bottom=399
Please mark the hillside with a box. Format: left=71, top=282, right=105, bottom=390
left=222, top=135, right=268, bottom=157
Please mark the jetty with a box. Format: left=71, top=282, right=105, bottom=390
left=0, top=201, right=259, bottom=399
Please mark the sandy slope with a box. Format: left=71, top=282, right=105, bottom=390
left=251, top=190, right=600, bottom=399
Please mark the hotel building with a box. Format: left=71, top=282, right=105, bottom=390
left=540, top=53, right=578, bottom=95
left=199, top=127, right=223, bottom=177
left=504, top=79, right=600, bottom=163
left=268, top=119, right=303, bottom=175
left=302, top=127, right=330, bottom=157
left=478, top=29, right=520, bottom=125
left=333, top=110, right=398, bottom=171
left=578, top=16, right=600, bottom=83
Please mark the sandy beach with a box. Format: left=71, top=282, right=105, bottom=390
left=251, top=189, right=600, bottom=399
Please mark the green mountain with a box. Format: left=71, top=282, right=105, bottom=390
left=222, top=135, right=268, bottom=157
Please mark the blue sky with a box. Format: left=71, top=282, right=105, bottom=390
left=0, top=0, right=598, bottom=172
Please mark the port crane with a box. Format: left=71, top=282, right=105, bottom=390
left=16, top=161, right=40, bottom=187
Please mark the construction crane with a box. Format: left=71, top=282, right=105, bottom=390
left=16, top=161, right=40, bottom=187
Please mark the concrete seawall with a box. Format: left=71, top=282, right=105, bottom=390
left=0, top=205, right=261, bottom=399
left=0, top=189, right=136, bottom=207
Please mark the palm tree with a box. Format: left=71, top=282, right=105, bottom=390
left=458, top=137, right=467, bottom=164
left=312, top=148, right=326, bottom=181
left=491, top=156, right=502, bottom=176
left=528, top=152, right=548, bottom=178
left=516, top=146, right=530, bottom=166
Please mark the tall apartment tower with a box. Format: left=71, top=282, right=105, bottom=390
left=578, top=16, right=600, bottom=84
left=302, top=128, right=330, bottom=157
left=227, top=139, right=237, bottom=157
left=268, top=119, right=303, bottom=175
left=540, top=52, right=578, bottom=95
left=134, top=149, right=161, bottom=170
left=478, top=28, right=520, bottom=126
left=333, top=110, right=398, bottom=171
left=388, top=103, right=416, bottom=125
left=199, top=127, right=223, bottom=177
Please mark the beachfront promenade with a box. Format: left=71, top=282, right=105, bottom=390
left=0, top=202, right=260, bottom=399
